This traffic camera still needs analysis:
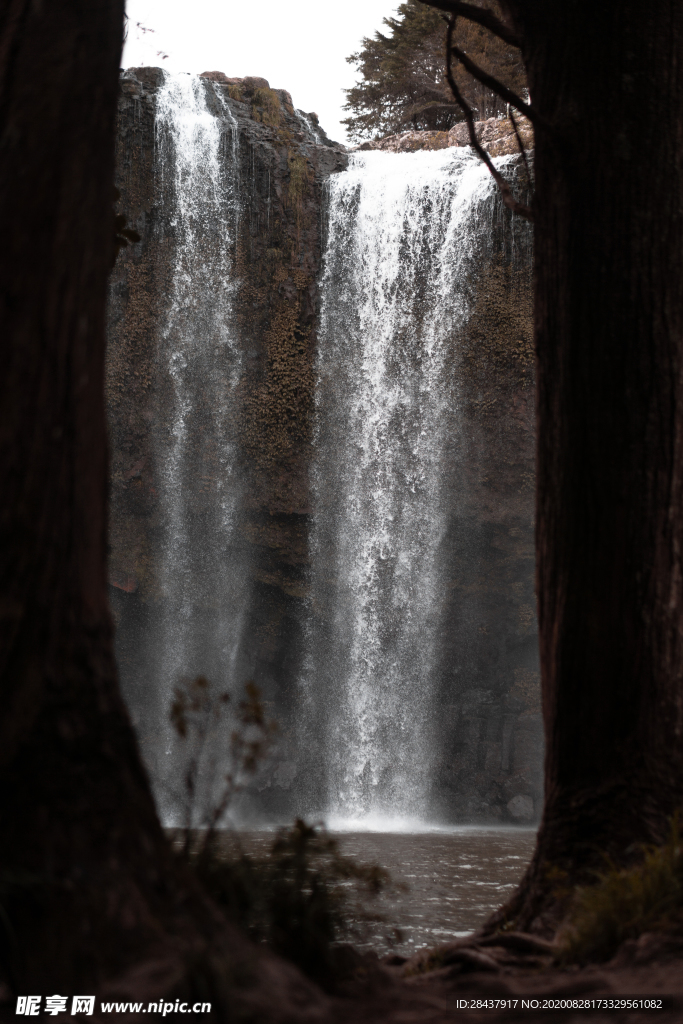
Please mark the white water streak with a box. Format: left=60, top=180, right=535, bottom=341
left=311, top=148, right=500, bottom=821
left=152, top=73, right=245, bottom=792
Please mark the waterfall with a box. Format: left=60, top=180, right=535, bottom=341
left=111, top=68, right=539, bottom=825
left=305, top=148, right=505, bottom=825
left=149, top=73, right=247, bottom=809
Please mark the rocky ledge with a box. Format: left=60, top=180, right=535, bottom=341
left=354, top=115, right=533, bottom=157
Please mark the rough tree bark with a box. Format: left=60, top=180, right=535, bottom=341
left=0, top=3, right=326, bottom=1012
left=496, top=0, right=683, bottom=931
left=0, top=0, right=206, bottom=992
left=423, top=0, right=683, bottom=934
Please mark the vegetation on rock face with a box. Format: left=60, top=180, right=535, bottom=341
left=252, top=87, right=282, bottom=127
left=343, top=0, right=526, bottom=141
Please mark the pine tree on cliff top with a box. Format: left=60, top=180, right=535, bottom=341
left=342, top=0, right=526, bottom=141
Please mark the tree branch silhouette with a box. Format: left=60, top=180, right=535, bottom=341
left=420, top=0, right=521, bottom=46
left=445, top=13, right=533, bottom=220
left=508, top=104, right=532, bottom=184
left=449, top=41, right=539, bottom=124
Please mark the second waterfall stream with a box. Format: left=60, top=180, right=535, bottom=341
left=302, top=147, right=507, bottom=825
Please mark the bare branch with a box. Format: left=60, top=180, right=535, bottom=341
left=445, top=15, right=533, bottom=221
left=401, top=100, right=460, bottom=123
left=449, top=43, right=541, bottom=125
left=508, top=104, right=531, bottom=184
left=418, top=0, right=521, bottom=48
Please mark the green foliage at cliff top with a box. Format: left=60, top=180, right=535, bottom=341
left=342, top=0, right=526, bottom=142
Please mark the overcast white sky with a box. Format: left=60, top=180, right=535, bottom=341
left=122, top=0, right=399, bottom=143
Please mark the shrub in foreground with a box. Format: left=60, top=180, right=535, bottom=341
left=168, top=677, right=390, bottom=986
left=190, top=819, right=388, bottom=986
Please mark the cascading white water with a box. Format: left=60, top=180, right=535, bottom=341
left=307, top=147, right=506, bottom=825
left=294, top=108, right=324, bottom=145
left=151, top=73, right=246, bottom=805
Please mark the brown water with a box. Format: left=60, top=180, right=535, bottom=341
left=238, top=827, right=537, bottom=958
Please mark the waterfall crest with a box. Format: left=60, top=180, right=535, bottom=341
left=306, top=149, right=505, bottom=825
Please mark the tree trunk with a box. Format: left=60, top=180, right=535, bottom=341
left=0, top=0, right=194, bottom=990
left=0, top=6, right=326, bottom=1012
left=496, top=0, right=683, bottom=931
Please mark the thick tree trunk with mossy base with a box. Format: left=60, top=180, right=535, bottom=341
left=486, top=0, right=683, bottom=934
left=0, top=3, right=326, bottom=1012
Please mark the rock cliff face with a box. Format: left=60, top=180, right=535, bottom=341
left=107, top=71, right=540, bottom=823
left=434, top=216, right=539, bottom=822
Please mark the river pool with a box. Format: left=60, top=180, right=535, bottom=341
left=237, top=826, right=537, bottom=958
